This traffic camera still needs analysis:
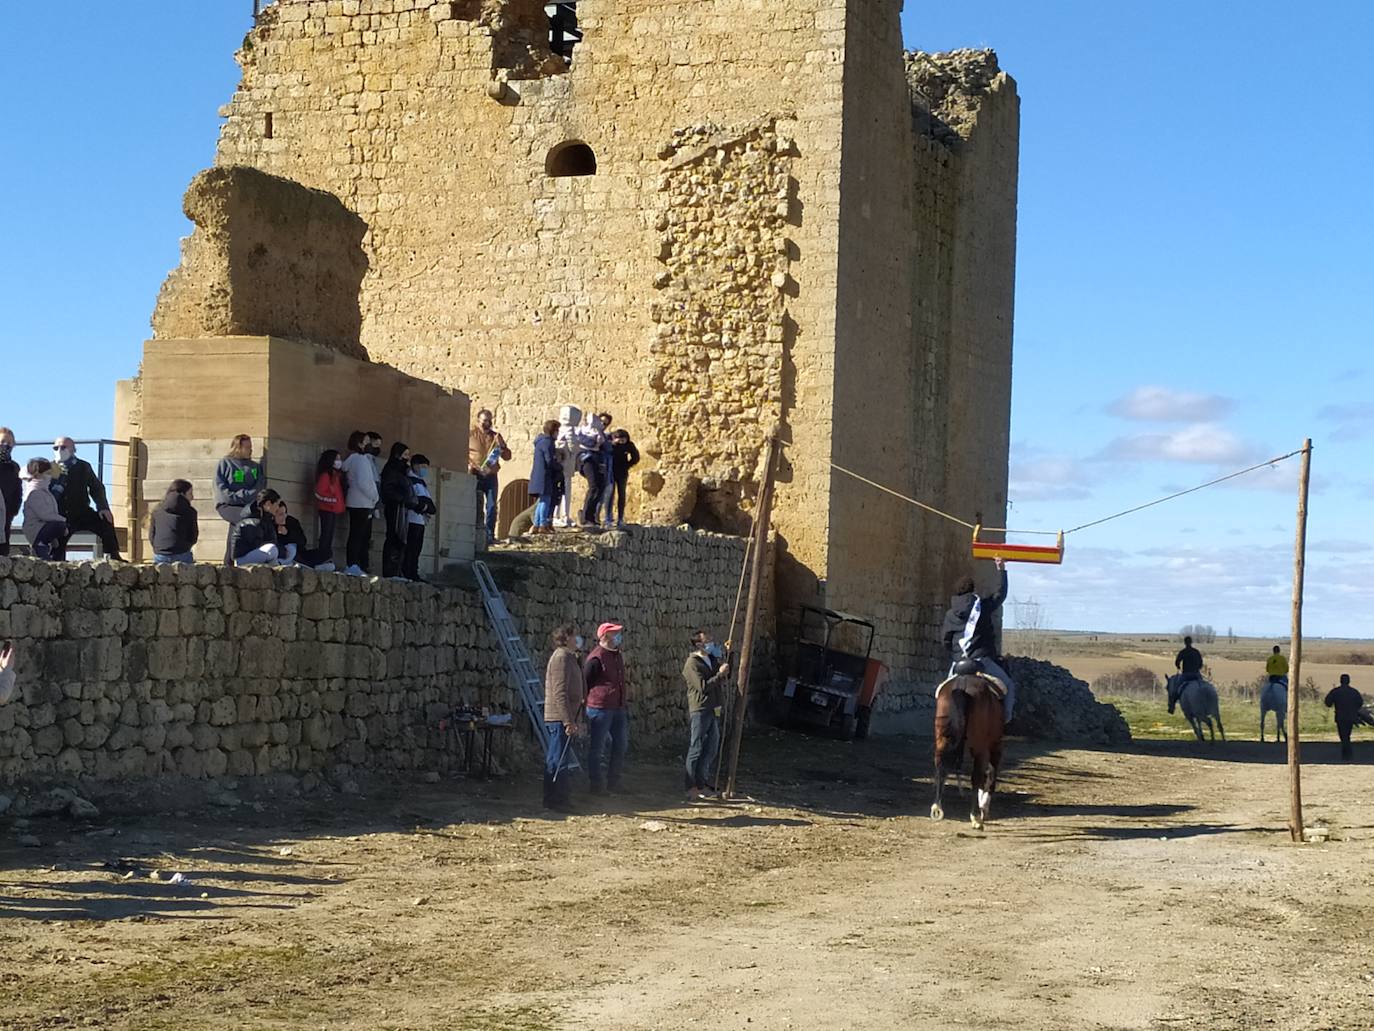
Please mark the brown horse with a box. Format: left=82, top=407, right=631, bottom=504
left=930, top=670, right=1006, bottom=830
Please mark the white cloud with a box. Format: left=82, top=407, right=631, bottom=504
left=1008, top=452, right=1093, bottom=502
left=1107, top=386, right=1233, bottom=423
left=1317, top=402, right=1374, bottom=442
left=1096, top=423, right=1258, bottom=465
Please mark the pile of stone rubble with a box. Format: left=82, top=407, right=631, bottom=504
left=1003, top=656, right=1132, bottom=745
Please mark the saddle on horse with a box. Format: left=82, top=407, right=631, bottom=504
left=935, top=657, right=1009, bottom=701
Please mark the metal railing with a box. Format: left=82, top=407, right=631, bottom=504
left=5, top=439, right=133, bottom=559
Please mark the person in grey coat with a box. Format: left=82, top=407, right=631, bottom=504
left=215, top=434, right=264, bottom=565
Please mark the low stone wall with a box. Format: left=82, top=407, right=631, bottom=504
left=0, top=528, right=763, bottom=787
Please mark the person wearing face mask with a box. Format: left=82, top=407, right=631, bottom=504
left=574, top=413, right=607, bottom=531
left=582, top=621, right=630, bottom=794
left=21, top=458, right=67, bottom=560
left=230, top=488, right=284, bottom=566
left=341, top=430, right=381, bottom=575
left=683, top=630, right=731, bottom=800
left=313, top=449, right=346, bottom=565
left=50, top=436, right=122, bottom=561
left=0, top=427, right=20, bottom=556
left=529, top=419, right=563, bottom=536
left=542, top=623, right=586, bottom=812
left=215, top=433, right=264, bottom=566
left=380, top=442, right=420, bottom=579
left=403, top=453, right=437, bottom=581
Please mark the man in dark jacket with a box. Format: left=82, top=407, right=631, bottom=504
left=50, top=437, right=121, bottom=560
left=1325, top=674, right=1366, bottom=760
left=683, top=629, right=731, bottom=799
left=149, top=480, right=199, bottom=564
left=230, top=489, right=284, bottom=565
left=940, top=556, right=1015, bottom=722
left=0, top=426, right=20, bottom=556
left=1175, top=636, right=1204, bottom=683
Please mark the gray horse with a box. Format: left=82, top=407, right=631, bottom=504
left=1260, top=678, right=1287, bottom=743
left=1166, top=675, right=1225, bottom=742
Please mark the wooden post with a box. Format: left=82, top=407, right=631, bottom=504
left=1287, top=438, right=1312, bottom=842
left=724, top=434, right=780, bottom=800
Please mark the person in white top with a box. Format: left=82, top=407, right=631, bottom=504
left=403, top=453, right=438, bottom=581
left=341, top=430, right=382, bottom=575
left=554, top=405, right=582, bottom=528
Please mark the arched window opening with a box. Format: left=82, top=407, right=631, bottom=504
left=546, top=141, right=597, bottom=178
left=546, top=2, right=582, bottom=63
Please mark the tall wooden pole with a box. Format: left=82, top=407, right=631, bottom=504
left=1287, top=439, right=1312, bottom=842
left=724, top=434, right=780, bottom=800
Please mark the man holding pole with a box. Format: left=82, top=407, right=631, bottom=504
left=683, top=629, right=730, bottom=800
left=542, top=624, right=585, bottom=812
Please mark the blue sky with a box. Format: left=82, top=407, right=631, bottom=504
left=1, top=3, right=1370, bottom=636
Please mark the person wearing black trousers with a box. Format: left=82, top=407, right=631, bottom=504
left=403, top=453, right=437, bottom=581
left=379, top=442, right=418, bottom=579
left=341, top=430, right=381, bottom=575
left=51, top=437, right=123, bottom=561
left=0, top=426, right=20, bottom=556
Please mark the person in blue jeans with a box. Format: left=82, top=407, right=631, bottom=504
left=467, top=409, right=510, bottom=542
left=528, top=419, right=563, bottom=535
left=542, top=623, right=585, bottom=811
left=583, top=621, right=629, bottom=794
left=683, top=629, right=731, bottom=800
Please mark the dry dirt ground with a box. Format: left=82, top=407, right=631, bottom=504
left=2, top=731, right=1373, bottom=1031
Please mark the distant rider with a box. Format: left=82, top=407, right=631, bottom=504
left=940, top=556, right=1016, bottom=723
left=1265, top=645, right=1288, bottom=685
left=1174, top=636, right=1204, bottom=684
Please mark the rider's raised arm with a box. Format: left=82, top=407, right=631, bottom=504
left=984, top=568, right=1009, bottom=613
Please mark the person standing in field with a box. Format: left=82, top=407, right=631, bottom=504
left=1174, top=636, right=1204, bottom=683
left=583, top=622, right=629, bottom=794
left=1324, top=674, right=1365, bottom=761
left=683, top=629, right=730, bottom=800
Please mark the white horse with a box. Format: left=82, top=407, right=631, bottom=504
left=1166, top=675, right=1225, bottom=742
left=1259, top=677, right=1287, bottom=743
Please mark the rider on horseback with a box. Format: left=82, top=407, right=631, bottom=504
left=940, top=557, right=1016, bottom=723
left=1265, top=645, right=1289, bottom=685
left=1174, top=636, right=1204, bottom=684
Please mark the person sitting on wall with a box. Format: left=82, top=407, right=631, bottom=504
left=342, top=430, right=380, bottom=576
left=149, top=479, right=199, bottom=565
left=0, top=426, right=20, bottom=557
left=273, top=501, right=335, bottom=571
left=230, top=488, right=284, bottom=567
left=529, top=419, right=564, bottom=536
left=608, top=427, right=640, bottom=530
left=1175, top=636, right=1204, bottom=684
left=215, top=434, right=264, bottom=566
left=467, top=409, right=511, bottom=543
left=940, top=556, right=1016, bottom=724
left=21, top=458, right=67, bottom=560
left=403, top=453, right=436, bottom=582
left=49, top=437, right=122, bottom=561
left=313, top=448, right=346, bottom=565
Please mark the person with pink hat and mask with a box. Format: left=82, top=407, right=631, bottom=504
left=583, top=621, right=630, bottom=793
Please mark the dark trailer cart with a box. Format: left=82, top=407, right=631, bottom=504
left=779, top=606, right=886, bottom=739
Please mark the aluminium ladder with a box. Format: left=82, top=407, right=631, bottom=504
left=472, top=560, right=579, bottom=769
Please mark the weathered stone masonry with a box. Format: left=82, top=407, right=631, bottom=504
left=0, top=529, right=764, bottom=786
left=146, top=0, right=1018, bottom=725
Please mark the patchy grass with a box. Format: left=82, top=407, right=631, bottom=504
left=1102, top=695, right=1340, bottom=741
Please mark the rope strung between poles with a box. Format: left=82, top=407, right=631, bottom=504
left=1061, top=447, right=1308, bottom=535
left=829, top=447, right=1308, bottom=540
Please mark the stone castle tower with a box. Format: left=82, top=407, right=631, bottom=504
left=147, top=0, right=1019, bottom=711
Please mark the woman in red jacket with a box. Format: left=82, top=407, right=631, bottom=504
left=313, top=449, right=346, bottom=565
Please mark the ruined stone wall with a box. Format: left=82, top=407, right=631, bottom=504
left=212, top=0, right=846, bottom=598
left=0, top=529, right=763, bottom=786
left=819, top=34, right=1020, bottom=714
left=152, top=167, right=369, bottom=359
